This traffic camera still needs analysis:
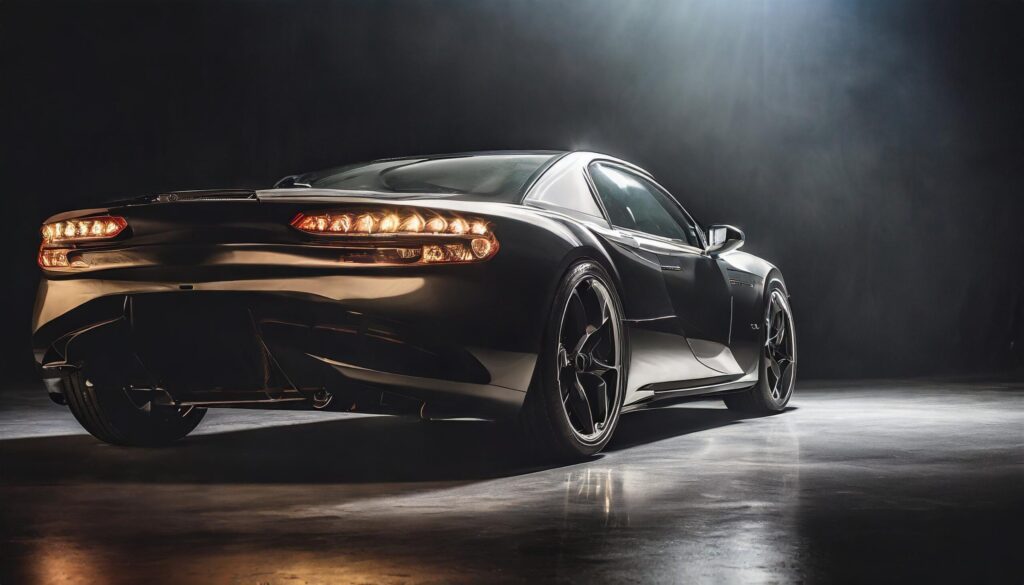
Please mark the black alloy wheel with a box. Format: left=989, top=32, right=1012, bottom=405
left=521, top=261, right=626, bottom=459
left=724, top=281, right=796, bottom=413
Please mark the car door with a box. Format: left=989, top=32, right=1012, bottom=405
left=587, top=162, right=741, bottom=377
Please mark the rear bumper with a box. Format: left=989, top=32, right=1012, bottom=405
left=32, top=270, right=542, bottom=418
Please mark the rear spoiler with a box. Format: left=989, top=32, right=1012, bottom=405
left=116, top=189, right=259, bottom=205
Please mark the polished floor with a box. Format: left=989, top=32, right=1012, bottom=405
left=0, top=379, right=1021, bottom=584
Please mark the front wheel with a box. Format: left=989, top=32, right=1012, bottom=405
left=724, top=281, right=797, bottom=413
left=520, top=261, right=627, bottom=460
left=61, top=372, right=206, bottom=446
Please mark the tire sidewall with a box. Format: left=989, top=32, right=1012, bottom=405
left=65, top=372, right=206, bottom=446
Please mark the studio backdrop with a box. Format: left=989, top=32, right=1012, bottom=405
left=2, top=0, right=1022, bottom=381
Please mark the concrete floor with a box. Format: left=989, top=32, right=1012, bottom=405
left=0, top=380, right=1021, bottom=584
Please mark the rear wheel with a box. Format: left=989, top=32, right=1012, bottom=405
left=520, top=261, right=626, bottom=460
left=61, top=371, right=206, bottom=446
left=724, top=281, right=796, bottom=413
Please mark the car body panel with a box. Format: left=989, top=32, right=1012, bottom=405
left=32, top=151, right=787, bottom=418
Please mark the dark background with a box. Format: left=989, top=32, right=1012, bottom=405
left=2, top=0, right=1023, bottom=382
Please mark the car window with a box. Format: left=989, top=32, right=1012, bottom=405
left=297, top=154, right=556, bottom=201
left=588, top=163, right=699, bottom=246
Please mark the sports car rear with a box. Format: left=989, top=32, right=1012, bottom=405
left=32, top=193, right=566, bottom=418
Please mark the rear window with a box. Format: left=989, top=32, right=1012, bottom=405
left=298, top=154, right=556, bottom=200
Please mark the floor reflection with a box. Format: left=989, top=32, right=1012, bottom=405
left=1, top=381, right=1021, bottom=584
left=563, top=467, right=630, bottom=528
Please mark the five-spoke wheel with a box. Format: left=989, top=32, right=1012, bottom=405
left=521, top=261, right=626, bottom=459
left=724, top=280, right=796, bottom=412
left=556, top=274, right=622, bottom=443
left=764, top=289, right=796, bottom=402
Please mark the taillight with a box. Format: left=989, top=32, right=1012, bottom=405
left=39, top=215, right=127, bottom=268
left=290, top=209, right=498, bottom=264
left=42, top=216, right=127, bottom=244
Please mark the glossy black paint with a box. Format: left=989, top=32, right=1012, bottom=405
left=31, top=152, right=786, bottom=419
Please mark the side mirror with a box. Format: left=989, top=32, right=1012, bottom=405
left=706, top=224, right=745, bottom=257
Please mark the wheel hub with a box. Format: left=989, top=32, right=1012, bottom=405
left=573, top=352, right=590, bottom=371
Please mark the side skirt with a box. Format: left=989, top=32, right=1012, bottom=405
left=621, top=377, right=755, bottom=413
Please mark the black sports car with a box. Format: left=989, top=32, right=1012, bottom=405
left=32, top=151, right=796, bottom=458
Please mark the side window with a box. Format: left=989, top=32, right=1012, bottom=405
left=588, top=163, right=699, bottom=246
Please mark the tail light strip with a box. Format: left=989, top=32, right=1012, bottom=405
left=42, top=216, right=127, bottom=244
left=38, top=208, right=498, bottom=270
left=39, top=216, right=128, bottom=268
left=291, top=209, right=498, bottom=264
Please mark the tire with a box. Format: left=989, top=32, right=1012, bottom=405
left=724, top=279, right=797, bottom=413
left=61, top=371, right=206, bottom=446
left=520, top=260, right=627, bottom=460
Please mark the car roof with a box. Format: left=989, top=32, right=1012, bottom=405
left=271, top=150, right=655, bottom=204
left=368, top=150, right=566, bottom=163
